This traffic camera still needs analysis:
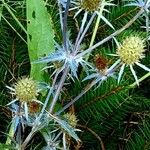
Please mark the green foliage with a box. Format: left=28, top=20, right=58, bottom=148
left=0, top=143, right=16, bottom=149
left=0, top=0, right=150, bottom=150
left=26, top=0, right=55, bottom=81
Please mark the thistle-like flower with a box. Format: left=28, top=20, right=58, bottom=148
left=6, top=78, right=42, bottom=120
left=33, top=42, right=93, bottom=79
left=29, top=101, right=40, bottom=114
left=69, top=0, right=115, bottom=29
left=15, top=78, right=38, bottom=102
left=83, top=54, right=115, bottom=87
left=111, top=35, right=150, bottom=85
left=63, top=113, right=78, bottom=127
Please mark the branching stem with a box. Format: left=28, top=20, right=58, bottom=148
left=77, top=8, right=144, bottom=58
left=49, top=66, right=69, bottom=113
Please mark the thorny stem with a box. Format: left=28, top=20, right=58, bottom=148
left=76, top=8, right=144, bottom=58
left=145, top=10, right=150, bottom=49
left=49, top=66, right=69, bottom=113
left=21, top=128, right=36, bottom=150
left=56, top=62, right=122, bottom=115
left=57, top=0, right=64, bottom=32
left=16, top=103, right=22, bottom=147
left=145, top=12, right=149, bottom=37
left=21, top=71, right=60, bottom=149
left=38, top=71, right=60, bottom=119
left=20, top=6, right=146, bottom=150
left=75, top=13, right=96, bottom=53
left=63, top=0, right=70, bottom=52
left=56, top=79, right=97, bottom=115
left=74, top=12, right=88, bottom=49
left=85, top=6, right=104, bottom=61
left=63, top=132, right=67, bottom=150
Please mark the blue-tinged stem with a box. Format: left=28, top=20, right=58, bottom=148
left=63, top=0, right=70, bottom=52
left=49, top=66, right=69, bottom=113
left=75, top=13, right=96, bottom=53
left=56, top=80, right=97, bottom=115
left=76, top=8, right=144, bottom=58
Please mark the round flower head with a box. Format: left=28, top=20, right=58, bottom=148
left=110, top=35, right=150, bottom=85
left=80, top=0, right=101, bottom=12
left=63, top=113, right=78, bottom=127
left=29, top=101, right=40, bottom=113
left=68, top=0, right=115, bottom=30
left=117, top=36, right=145, bottom=65
left=15, top=78, right=37, bottom=102
left=94, top=54, right=108, bottom=75
left=6, top=77, right=42, bottom=120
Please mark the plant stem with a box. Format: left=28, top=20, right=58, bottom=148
left=57, top=0, right=64, bottom=32
left=49, top=66, right=69, bottom=113
left=56, top=62, right=120, bottom=115
left=76, top=8, right=144, bottom=58
left=38, top=71, right=60, bottom=120
left=85, top=8, right=103, bottom=61
left=75, top=13, right=96, bottom=53
left=56, top=80, right=97, bottom=115
left=89, top=5, right=104, bottom=48
left=21, top=129, right=36, bottom=150
left=21, top=71, right=60, bottom=149
left=62, top=0, right=70, bottom=52
left=74, top=12, right=88, bottom=49
left=129, top=72, right=150, bottom=88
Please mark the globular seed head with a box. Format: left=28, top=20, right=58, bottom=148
left=29, top=101, right=40, bottom=113
left=15, top=78, right=37, bottom=102
left=63, top=113, right=78, bottom=127
left=117, top=36, right=145, bottom=65
left=80, top=0, right=101, bottom=12
left=94, top=54, right=108, bottom=70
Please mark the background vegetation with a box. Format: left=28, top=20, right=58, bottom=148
left=0, top=0, right=150, bottom=149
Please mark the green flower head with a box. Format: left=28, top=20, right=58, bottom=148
left=117, top=36, right=145, bottom=65
left=80, top=0, right=101, bottom=12
left=63, top=113, right=78, bottom=127
left=15, top=78, right=38, bottom=102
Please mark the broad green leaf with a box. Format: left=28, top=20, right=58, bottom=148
left=27, top=0, right=55, bottom=81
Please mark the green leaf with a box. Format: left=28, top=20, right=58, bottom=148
left=0, top=5, right=3, bottom=21
left=0, top=143, right=16, bottom=150
left=27, top=0, right=55, bottom=81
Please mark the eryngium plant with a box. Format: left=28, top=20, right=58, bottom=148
left=4, top=0, right=150, bottom=149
